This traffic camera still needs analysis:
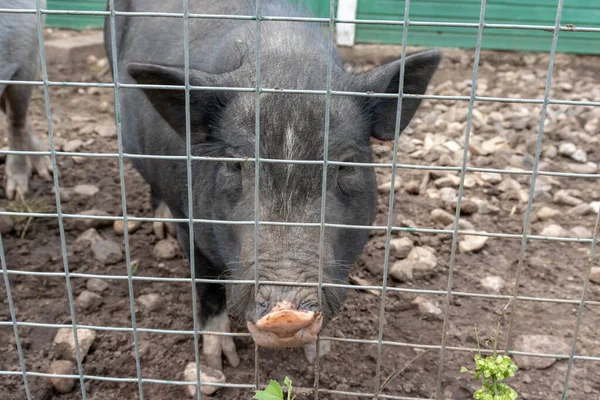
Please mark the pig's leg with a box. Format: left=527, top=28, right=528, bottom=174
left=151, top=191, right=177, bottom=239
left=175, top=222, right=240, bottom=371
left=3, top=82, right=52, bottom=200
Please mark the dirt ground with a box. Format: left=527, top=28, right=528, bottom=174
left=1, top=29, right=600, bottom=400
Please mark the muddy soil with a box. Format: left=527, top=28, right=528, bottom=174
left=1, top=29, right=599, bottom=400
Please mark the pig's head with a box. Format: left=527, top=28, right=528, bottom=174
left=128, top=49, right=441, bottom=348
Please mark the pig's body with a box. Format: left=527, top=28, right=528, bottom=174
left=105, top=0, right=441, bottom=370
left=1, top=0, right=52, bottom=199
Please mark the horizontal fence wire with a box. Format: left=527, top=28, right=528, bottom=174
left=1, top=1, right=599, bottom=399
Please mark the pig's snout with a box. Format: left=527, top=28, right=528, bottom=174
left=247, top=301, right=323, bottom=348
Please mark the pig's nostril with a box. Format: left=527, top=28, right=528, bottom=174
left=254, top=302, right=270, bottom=321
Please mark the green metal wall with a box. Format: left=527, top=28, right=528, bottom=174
left=45, top=0, right=600, bottom=54
left=355, top=0, right=600, bottom=55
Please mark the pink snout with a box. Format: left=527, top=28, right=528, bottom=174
left=247, top=302, right=323, bottom=348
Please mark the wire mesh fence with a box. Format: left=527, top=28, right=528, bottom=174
left=0, top=0, right=599, bottom=399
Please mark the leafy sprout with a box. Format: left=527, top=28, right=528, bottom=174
left=253, top=376, right=294, bottom=400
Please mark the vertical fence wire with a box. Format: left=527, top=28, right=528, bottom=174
left=182, top=1, right=204, bottom=399
left=253, top=0, right=263, bottom=391
left=434, top=0, right=487, bottom=397
left=34, top=0, right=88, bottom=397
left=0, top=237, right=31, bottom=398
left=106, top=1, right=145, bottom=398
left=372, top=0, right=412, bottom=397
left=313, top=0, right=337, bottom=397
left=504, top=0, right=565, bottom=353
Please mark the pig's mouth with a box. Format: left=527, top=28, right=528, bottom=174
left=247, top=302, right=323, bottom=348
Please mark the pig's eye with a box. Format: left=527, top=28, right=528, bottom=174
left=337, top=156, right=356, bottom=175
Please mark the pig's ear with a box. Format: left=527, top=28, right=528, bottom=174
left=127, top=62, right=232, bottom=138
left=355, top=50, right=441, bottom=141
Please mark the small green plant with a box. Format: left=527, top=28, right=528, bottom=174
left=253, top=376, right=293, bottom=400
left=461, top=319, right=518, bottom=400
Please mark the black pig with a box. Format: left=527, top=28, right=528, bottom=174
left=104, top=0, right=441, bottom=370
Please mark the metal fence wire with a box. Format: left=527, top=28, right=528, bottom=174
left=0, top=0, right=599, bottom=399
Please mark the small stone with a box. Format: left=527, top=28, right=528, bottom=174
left=53, top=328, right=96, bottom=362
left=63, top=139, right=84, bottom=152
left=445, top=219, right=475, bottom=231
left=75, top=290, right=102, bottom=310
left=440, top=187, right=458, bottom=203
left=539, top=224, right=570, bottom=237
left=74, top=228, right=103, bottom=252
left=389, top=247, right=437, bottom=282
left=459, top=235, right=488, bottom=253
left=498, top=178, right=521, bottom=192
left=543, top=145, right=558, bottom=158
left=569, top=226, right=593, bottom=239
left=412, top=296, right=443, bottom=320
left=536, top=207, right=560, bottom=221
left=553, top=190, right=583, bottom=206
left=97, top=125, right=117, bottom=138
left=80, top=123, right=96, bottom=135
left=512, top=335, right=570, bottom=370
left=92, top=240, right=123, bottom=265
left=590, top=267, right=600, bottom=284
left=480, top=172, right=503, bottom=184
left=571, top=149, right=587, bottom=163
left=378, top=180, right=402, bottom=194
left=0, top=209, right=15, bottom=234
left=456, top=199, right=478, bottom=215
left=86, top=278, right=109, bottom=293
left=567, top=204, right=594, bottom=216
left=431, top=209, right=455, bottom=225
left=390, top=237, right=414, bottom=259
left=113, top=220, right=142, bottom=235
left=558, top=142, right=577, bottom=157
left=74, top=184, right=99, bottom=198
left=480, top=276, right=505, bottom=293
left=591, top=201, right=600, bottom=213
left=184, top=362, right=227, bottom=397
left=73, top=209, right=113, bottom=231
left=434, top=175, right=460, bottom=188
left=404, top=180, right=421, bottom=195
left=154, top=238, right=179, bottom=260
left=138, top=293, right=161, bottom=312
left=48, top=360, right=76, bottom=393
left=568, top=162, right=598, bottom=174
left=303, top=340, right=332, bottom=364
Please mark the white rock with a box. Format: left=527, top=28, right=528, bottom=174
left=567, top=204, right=594, bottom=216
left=74, top=228, right=103, bottom=251
left=48, top=360, right=76, bottom=393
left=498, top=178, right=521, bottom=192
left=480, top=276, right=505, bottom=293
left=412, top=296, right=443, bottom=320
left=553, top=190, right=583, bottom=206
left=73, top=209, right=113, bottom=231
left=431, top=209, right=455, bottom=226
left=445, top=219, right=475, bottom=231
left=539, top=224, right=570, bottom=237
left=459, top=235, right=488, bottom=253
left=378, top=180, right=402, bottom=194
left=154, top=238, right=179, bottom=260
left=73, top=184, right=99, bottom=198
left=92, top=240, right=123, bottom=265
left=569, top=226, right=593, bottom=239
left=568, top=162, right=598, bottom=174
left=434, top=175, right=460, bottom=188
left=113, top=220, right=142, bottom=235
left=63, top=139, right=84, bottom=152
left=440, top=187, right=458, bottom=203
left=536, top=207, right=560, bottom=221
left=138, top=293, right=161, bottom=312
left=590, top=267, right=600, bottom=284
left=591, top=201, right=600, bottom=213
left=53, top=328, right=96, bottom=362
left=390, top=237, right=413, bottom=259
left=86, top=278, right=109, bottom=293
left=75, top=290, right=102, bottom=310
left=558, top=142, right=576, bottom=157
left=184, top=362, right=227, bottom=397
left=389, top=247, right=437, bottom=282
left=571, top=149, right=587, bottom=163
left=512, top=335, right=570, bottom=370
left=98, top=125, right=117, bottom=138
